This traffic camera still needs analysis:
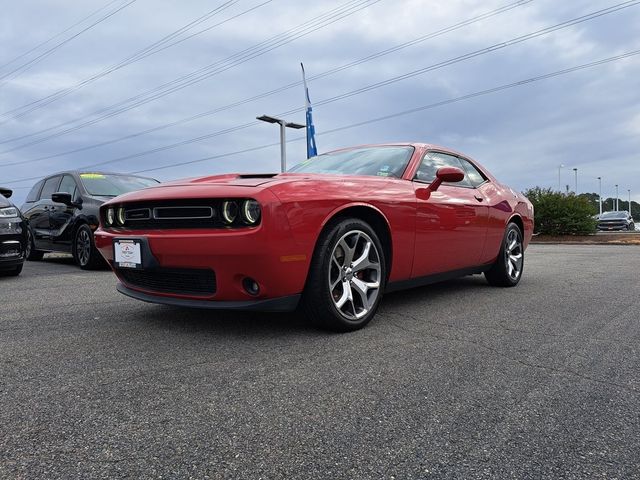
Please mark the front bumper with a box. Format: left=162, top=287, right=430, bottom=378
left=117, top=283, right=300, bottom=311
left=0, top=236, right=25, bottom=270
left=94, top=225, right=311, bottom=306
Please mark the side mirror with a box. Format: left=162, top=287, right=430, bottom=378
left=0, top=187, right=12, bottom=198
left=428, top=166, right=465, bottom=192
left=52, top=192, right=76, bottom=206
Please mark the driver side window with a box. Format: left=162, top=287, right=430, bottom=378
left=59, top=175, right=79, bottom=202
left=415, top=152, right=472, bottom=188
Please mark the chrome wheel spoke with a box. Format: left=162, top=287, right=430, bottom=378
left=351, top=241, right=373, bottom=272
left=328, top=229, right=382, bottom=321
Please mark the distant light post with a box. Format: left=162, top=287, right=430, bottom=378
left=615, top=184, right=619, bottom=211
left=597, top=176, right=602, bottom=215
left=628, top=189, right=632, bottom=215
left=558, top=164, right=564, bottom=192
left=256, top=114, right=305, bottom=172
left=573, top=168, right=578, bottom=194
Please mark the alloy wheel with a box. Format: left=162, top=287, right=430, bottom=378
left=328, top=230, right=381, bottom=320
left=76, top=229, right=91, bottom=266
left=505, top=228, right=523, bottom=280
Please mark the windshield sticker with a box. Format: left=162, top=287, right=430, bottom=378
left=80, top=173, right=105, bottom=179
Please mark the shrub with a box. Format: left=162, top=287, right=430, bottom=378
left=523, top=187, right=597, bottom=235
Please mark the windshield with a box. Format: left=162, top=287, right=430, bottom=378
left=600, top=212, right=627, bottom=219
left=288, top=146, right=414, bottom=178
left=79, top=173, right=158, bottom=196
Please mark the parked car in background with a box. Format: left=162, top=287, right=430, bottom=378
left=0, top=187, right=27, bottom=276
left=95, top=143, right=534, bottom=332
left=597, top=211, right=635, bottom=231
left=21, top=172, right=158, bottom=269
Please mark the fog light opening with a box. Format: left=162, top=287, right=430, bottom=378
left=242, top=277, right=260, bottom=296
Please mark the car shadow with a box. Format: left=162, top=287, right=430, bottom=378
left=131, top=275, right=492, bottom=337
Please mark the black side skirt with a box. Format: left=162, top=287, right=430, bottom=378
left=385, top=264, right=492, bottom=293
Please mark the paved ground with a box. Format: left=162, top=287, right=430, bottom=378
left=1, top=245, right=639, bottom=479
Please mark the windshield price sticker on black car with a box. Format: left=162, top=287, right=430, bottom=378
left=114, top=239, right=142, bottom=269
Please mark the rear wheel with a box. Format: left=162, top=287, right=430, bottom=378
left=302, top=218, right=386, bottom=332
left=73, top=224, right=103, bottom=270
left=485, top=222, right=524, bottom=287
left=25, top=228, right=44, bottom=261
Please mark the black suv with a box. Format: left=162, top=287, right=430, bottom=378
left=0, top=187, right=27, bottom=276
left=597, top=211, right=636, bottom=231
left=21, top=171, right=158, bottom=269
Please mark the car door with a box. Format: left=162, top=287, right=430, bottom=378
left=28, top=175, right=62, bottom=250
left=49, top=174, right=79, bottom=251
left=412, top=151, right=488, bottom=277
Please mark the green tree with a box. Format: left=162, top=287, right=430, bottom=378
left=523, top=187, right=597, bottom=235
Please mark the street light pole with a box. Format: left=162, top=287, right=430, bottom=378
left=628, top=189, right=632, bottom=215
left=597, top=176, right=602, bottom=215
left=558, top=164, right=564, bottom=192
left=573, top=168, right=578, bottom=194
left=256, top=115, right=305, bottom=172
left=615, top=184, right=619, bottom=211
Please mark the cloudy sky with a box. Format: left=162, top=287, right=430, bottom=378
left=1, top=0, right=639, bottom=205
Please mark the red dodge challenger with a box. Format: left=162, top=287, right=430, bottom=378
left=95, top=144, right=533, bottom=331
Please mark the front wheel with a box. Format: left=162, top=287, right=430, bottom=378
left=485, top=222, right=524, bottom=287
left=302, top=218, right=386, bottom=332
left=73, top=224, right=103, bottom=270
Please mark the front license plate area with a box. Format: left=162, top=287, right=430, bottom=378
left=114, top=239, right=142, bottom=269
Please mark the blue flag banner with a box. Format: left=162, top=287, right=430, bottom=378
left=301, top=62, right=318, bottom=159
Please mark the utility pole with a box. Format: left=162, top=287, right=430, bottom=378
left=558, top=164, right=564, bottom=192
left=615, top=184, right=619, bottom=211
left=628, top=189, right=632, bottom=215
left=597, top=176, right=602, bottom=216
left=256, top=115, right=305, bottom=172
left=573, top=168, right=578, bottom=194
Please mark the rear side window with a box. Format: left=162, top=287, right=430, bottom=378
left=25, top=180, right=44, bottom=202
left=39, top=176, right=61, bottom=201
left=415, top=152, right=473, bottom=188
left=459, top=158, right=487, bottom=187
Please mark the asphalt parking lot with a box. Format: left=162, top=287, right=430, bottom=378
left=1, top=245, right=639, bottom=479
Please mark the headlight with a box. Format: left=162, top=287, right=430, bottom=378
left=241, top=200, right=261, bottom=224
left=106, top=208, right=114, bottom=226
left=116, top=207, right=125, bottom=226
left=221, top=201, right=238, bottom=224
left=0, top=207, right=18, bottom=218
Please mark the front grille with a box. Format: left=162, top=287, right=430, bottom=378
left=105, top=199, right=259, bottom=230
left=117, top=267, right=216, bottom=296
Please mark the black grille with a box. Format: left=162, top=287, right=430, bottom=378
left=117, top=267, right=216, bottom=296
left=105, top=199, right=259, bottom=230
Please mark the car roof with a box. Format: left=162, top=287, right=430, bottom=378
left=325, top=142, right=472, bottom=158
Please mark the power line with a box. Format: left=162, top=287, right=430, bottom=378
left=0, top=0, right=248, bottom=122
left=0, top=0, right=123, bottom=72
left=0, top=0, right=534, bottom=168
left=0, top=0, right=382, bottom=148
left=3, top=0, right=631, bottom=173
left=5, top=48, right=639, bottom=184
left=132, top=49, right=640, bottom=174
left=0, top=0, right=137, bottom=86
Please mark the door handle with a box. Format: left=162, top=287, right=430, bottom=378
left=474, top=195, right=484, bottom=202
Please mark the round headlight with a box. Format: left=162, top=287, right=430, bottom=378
left=221, top=201, right=238, bottom=224
left=106, top=208, right=114, bottom=226
left=116, top=207, right=125, bottom=226
left=241, top=200, right=261, bottom=224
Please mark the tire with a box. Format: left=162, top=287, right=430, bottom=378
left=25, top=228, right=44, bottom=261
left=0, top=264, right=22, bottom=277
left=485, top=222, right=524, bottom=287
left=301, top=218, right=386, bottom=332
left=73, top=224, right=103, bottom=270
